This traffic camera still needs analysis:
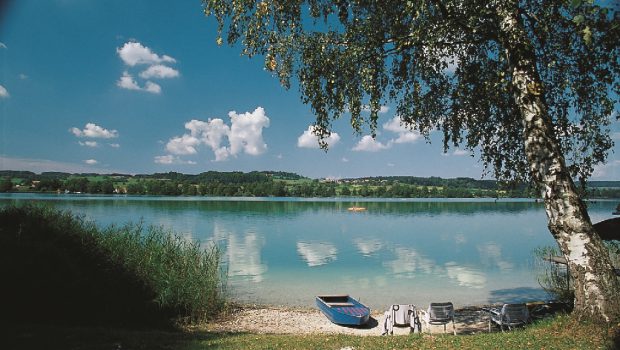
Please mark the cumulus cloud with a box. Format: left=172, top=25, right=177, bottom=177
left=297, top=125, right=341, bottom=149
left=78, top=141, right=98, bottom=147
left=140, top=64, right=179, bottom=79
left=109, top=143, right=120, bottom=148
left=154, top=155, right=196, bottom=165
left=383, top=116, right=422, bottom=144
left=84, top=159, right=98, bottom=165
left=117, top=42, right=176, bottom=66
left=162, top=106, right=270, bottom=162
left=117, top=71, right=141, bottom=90
left=353, top=135, right=390, bottom=152
left=0, top=84, right=9, bottom=98
left=70, top=123, right=119, bottom=139
left=144, top=81, right=161, bottom=94
left=228, top=108, right=270, bottom=156
left=166, top=134, right=200, bottom=155
left=116, top=41, right=178, bottom=94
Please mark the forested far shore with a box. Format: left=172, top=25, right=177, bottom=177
left=1, top=170, right=619, bottom=198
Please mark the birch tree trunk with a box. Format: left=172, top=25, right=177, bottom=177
left=497, top=5, right=620, bottom=322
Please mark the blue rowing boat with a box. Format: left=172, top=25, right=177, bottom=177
left=316, top=295, right=371, bottom=326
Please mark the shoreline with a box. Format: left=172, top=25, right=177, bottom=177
left=203, top=303, right=492, bottom=336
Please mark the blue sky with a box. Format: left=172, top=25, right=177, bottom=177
left=0, top=0, right=618, bottom=180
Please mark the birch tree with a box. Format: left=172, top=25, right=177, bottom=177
left=203, top=0, right=620, bottom=322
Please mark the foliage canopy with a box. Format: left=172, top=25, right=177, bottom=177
left=205, top=0, right=619, bottom=184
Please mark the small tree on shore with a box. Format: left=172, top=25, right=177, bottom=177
left=204, top=0, right=620, bottom=322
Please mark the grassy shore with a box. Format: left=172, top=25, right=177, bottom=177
left=5, top=315, right=618, bottom=349
left=0, top=204, right=226, bottom=328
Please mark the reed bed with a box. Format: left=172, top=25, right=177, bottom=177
left=0, top=204, right=226, bottom=328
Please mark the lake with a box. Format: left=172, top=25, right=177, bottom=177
left=1, top=194, right=617, bottom=311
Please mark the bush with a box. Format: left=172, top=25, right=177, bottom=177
left=0, top=205, right=226, bottom=328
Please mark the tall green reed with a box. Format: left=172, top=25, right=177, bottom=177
left=0, top=204, right=226, bottom=327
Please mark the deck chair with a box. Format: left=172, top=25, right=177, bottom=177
left=487, top=303, right=530, bottom=332
left=419, top=302, right=456, bottom=335
left=381, top=304, right=421, bottom=335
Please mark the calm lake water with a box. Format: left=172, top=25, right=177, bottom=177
left=2, top=194, right=617, bottom=311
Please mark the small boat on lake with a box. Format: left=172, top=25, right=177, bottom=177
left=316, top=295, right=371, bottom=326
left=347, top=206, right=366, bottom=212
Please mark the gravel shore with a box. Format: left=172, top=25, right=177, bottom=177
left=205, top=304, right=490, bottom=336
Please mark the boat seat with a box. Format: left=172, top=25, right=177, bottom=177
left=327, top=302, right=355, bottom=307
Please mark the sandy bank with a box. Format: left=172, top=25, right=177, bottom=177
left=205, top=304, right=490, bottom=336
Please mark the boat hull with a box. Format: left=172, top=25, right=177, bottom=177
left=316, top=295, right=370, bottom=326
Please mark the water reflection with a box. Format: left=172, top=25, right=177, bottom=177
left=384, top=247, right=436, bottom=277
left=353, top=238, right=383, bottom=257
left=478, top=242, right=514, bottom=272
left=296, top=241, right=338, bottom=267
left=213, top=224, right=267, bottom=282
left=444, top=262, right=487, bottom=289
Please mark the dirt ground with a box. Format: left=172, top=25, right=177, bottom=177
left=205, top=304, right=490, bottom=336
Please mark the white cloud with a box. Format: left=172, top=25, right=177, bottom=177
left=154, top=155, right=175, bottom=164
left=140, top=64, right=179, bottom=79
left=592, top=160, right=620, bottom=179
left=70, top=123, right=118, bottom=139
left=453, top=149, right=469, bottom=156
left=19, top=73, right=28, bottom=80
left=84, top=159, right=98, bottom=165
left=109, top=143, right=120, bottom=148
left=162, top=107, right=270, bottom=162
left=228, top=107, right=270, bottom=157
left=117, top=42, right=176, bottom=66
left=78, top=141, right=98, bottom=147
left=117, top=72, right=161, bottom=94
left=341, top=157, right=349, bottom=162
left=361, top=105, right=390, bottom=114
left=297, top=125, right=341, bottom=149
left=154, top=155, right=196, bottom=165
left=383, top=116, right=422, bottom=144
left=0, top=42, right=6, bottom=49
left=117, top=71, right=141, bottom=90
left=0, top=84, right=9, bottom=98
left=116, top=41, right=177, bottom=94
left=166, top=134, right=200, bottom=155
left=353, top=135, right=390, bottom=152
left=144, top=81, right=161, bottom=94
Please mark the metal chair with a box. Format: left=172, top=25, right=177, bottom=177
left=487, top=303, right=530, bottom=332
left=420, top=302, right=456, bottom=335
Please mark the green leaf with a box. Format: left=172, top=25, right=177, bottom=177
left=570, top=0, right=582, bottom=9
left=572, top=14, right=584, bottom=25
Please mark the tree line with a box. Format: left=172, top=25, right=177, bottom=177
left=1, top=170, right=619, bottom=198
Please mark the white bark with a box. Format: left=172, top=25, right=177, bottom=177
left=497, top=3, right=620, bottom=322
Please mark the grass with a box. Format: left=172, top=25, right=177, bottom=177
left=0, top=204, right=226, bottom=328
left=5, top=315, right=618, bottom=349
